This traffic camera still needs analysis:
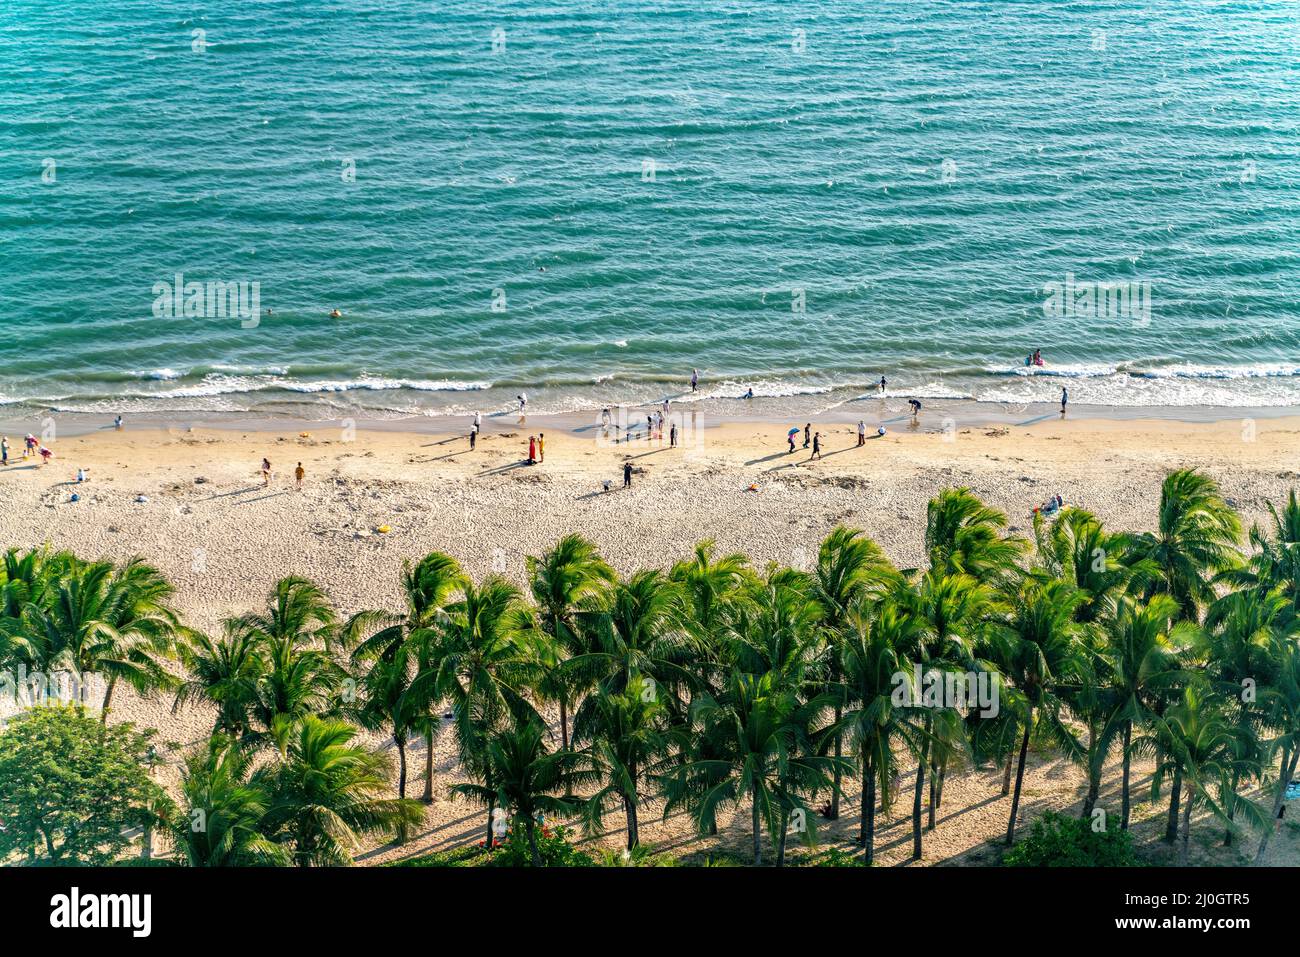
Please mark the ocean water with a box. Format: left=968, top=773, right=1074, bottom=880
left=2, top=0, right=1299, bottom=425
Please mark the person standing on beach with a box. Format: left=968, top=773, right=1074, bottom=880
left=1, top=436, right=7, bottom=466
left=24, top=434, right=35, bottom=459
left=623, top=460, right=632, bottom=488
left=878, top=376, right=887, bottom=394
left=670, top=422, right=677, bottom=447
left=601, top=407, right=611, bottom=430
left=857, top=420, right=865, bottom=447
left=1060, top=387, right=1068, bottom=415
left=803, top=423, right=811, bottom=448
left=788, top=430, right=796, bottom=453
left=295, top=462, right=305, bottom=489
left=528, top=435, right=537, bottom=463
left=811, top=432, right=822, bottom=460
left=538, top=432, right=545, bottom=463
left=691, top=368, right=699, bottom=393
left=518, top=392, right=528, bottom=413
left=470, top=425, right=477, bottom=450
left=474, top=411, right=482, bottom=433
left=114, top=415, right=123, bottom=431
left=261, top=458, right=272, bottom=486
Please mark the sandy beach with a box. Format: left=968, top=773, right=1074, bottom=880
left=2, top=411, right=1298, bottom=865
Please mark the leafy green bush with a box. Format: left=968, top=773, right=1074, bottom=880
left=481, top=824, right=596, bottom=867
left=0, top=704, right=168, bottom=865
left=1003, top=811, right=1138, bottom=867
left=390, top=846, right=482, bottom=867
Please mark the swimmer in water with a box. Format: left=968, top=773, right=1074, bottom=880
left=330, top=308, right=342, bottom=319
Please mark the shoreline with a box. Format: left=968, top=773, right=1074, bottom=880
left=1, top=398, right=1294, bottom=441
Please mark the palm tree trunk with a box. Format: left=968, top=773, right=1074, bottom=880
left=911, top=721, right=931, bottom=860
left=1001, top=752, right=1013, bottom=796
left=1120, top=721, right=1133, bottom=830
left=1254, top=744, right=1298, bottom=864
left=752, top=796, right=763, bottom=866
left=141, top=822, right=152, bottom=860
left=484, top=796, right=496, bottom=849
left=830, top=702, right=843, bottom=820
left=527, top=817, right=541, bottom=866
left=396, top=736, right=408, bottom=799
left=421, top=728, right=434, bottom=804
left=927, top=755, right=937, bottom=830
left=100, top=676, right=117, bottom=724
left=625, top=795, right=640, bottom=851
left=777, top=809, right=789, bottom=867
left=1179, top=782, right=1194, bottom=865
left=1164, top=761, right=1183, bottom=843
left=861, top=755, right=876, bottom=865
left=1223, top=769, right=1239, bottom=846
left=1006, top=707, right=1033, bottom=846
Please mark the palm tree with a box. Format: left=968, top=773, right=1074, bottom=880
left=1100, top=594, right=1191, bottom=830
left=410, top=575, right=539, bottom=845
left=262, top=715, right=422, bottom=866
left=990, top=576, right=1087, bottom=845
left=451, top=720, right=597, bottom=865
left=347, top=553, right=467, bottom=804
left=354, top=651, right=421, bottom=841
left=581, top=570, right=692, bottom=706
left=835, top=599, right=922, bottom=862
left=231, top=576, right=339, bottom=650
left=172, top=625, right=266, bottom=739
left=665, top=670, right=845, bottom=865
left=925, top=487, right=1026, bottom=583
left=1139, top=683, right=1260, bottom=864
left=527, top=535, right=616, bottom=753
left=813, top=526, right=898, bottom=819
left=23, top=557, right=181, bottom=721
left=574, top=676, right=671, bottom=850
left=1130, top=469, right=1242, bottom=622
left=171, top=735, right=289, bottom=866
left=1254, top=628, right=1300, bottom=863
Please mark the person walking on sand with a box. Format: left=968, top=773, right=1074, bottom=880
left=295, top=462, right=305, bottom=489
left=1, top=436, right=7, bottom=466
left=473, top=411, right=482, bottom=432
left=802, top=423, right=811, bottom=448
left=538, top=432, right=545, bottom=463
left=1060, top=386, right=1068, bottom=415
left=623, top=460, right=633, bottom=488
left=857, top=420, right=866, bottom=447
left=811, top=432, right=822, bottom=460
left=469, top=425, right=477, bottom=450
left=261, top=458, right=272, bottom=485
left=788, top=429, right=796, bottom=454
left=691, top=368, right=699, bottom=393
left=528, top=435, right=537, bottom=463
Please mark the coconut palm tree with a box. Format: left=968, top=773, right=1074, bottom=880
left=813, top=526, right=899, bottom=819
left=1100, top=593, right=1191, bottom=830
left=1254, top=629, right=1300, bottom=863
left=261, top=715, right=422, bottom=866
left=451, top=719, right=597, bottom=865
left=527, top=535, right=616, bottom=753
left=664, top=669, right=845, bottom=865
left=347, top=553, right=468, bottom=804
left=925, top=487, right=1026, bottom=583
left=410, top=575, right=539, bottom=844
left=574, top=676, right=672, bottom=850
left=1139, top=682, right=1261, bottom=864
left=171, top=735, right=288, bottom=866
left=989, top=575, right=1088, bottom=845
left=172, top=625, right=267, bottom=739
left=835, top=599, right=922, bottom=862
left=22, top=557, right=181, bottom=721
left=1129, top=469, right=1242, bottom=622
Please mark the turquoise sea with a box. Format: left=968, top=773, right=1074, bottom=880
left=2, top=0, right=1299, bottom=423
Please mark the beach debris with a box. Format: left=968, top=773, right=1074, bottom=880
left=194, top=476, right=208, bottom=484
left=69, top=493, right=80, bottom=503
left=135, top=495, right=149, bottom=504
left=376, top=524, right=391, bottom=534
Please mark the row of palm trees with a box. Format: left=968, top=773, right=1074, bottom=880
left=2, top=468, right=1299, bottom=865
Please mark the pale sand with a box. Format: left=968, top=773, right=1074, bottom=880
left=2, top=414, right=1298, bottom=865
